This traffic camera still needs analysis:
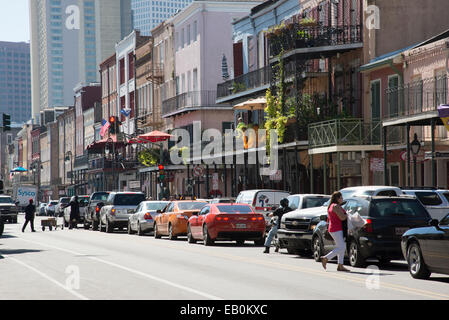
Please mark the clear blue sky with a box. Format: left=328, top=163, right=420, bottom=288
left=0, top=0, right=30, bottom=43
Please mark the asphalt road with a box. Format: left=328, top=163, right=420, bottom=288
left=0, top=214, right=448, bottom=300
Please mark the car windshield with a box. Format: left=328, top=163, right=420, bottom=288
left=113, top=194, right=146, bottom=206
left=441, top=192, right=449, bottom=203
left=178, top=202, right=207, bottom=210
left=60, top=198, right=70, bottom=204
left=370, top=199, right=429, bottom=218
left=145, top=202, right=168, bottom=211
left=50, top=201, right=58, bottom=205
left=217, top=205, right=253, bottom=213
left=304, top=197, right=330, bottom=208
left=0, top=197, right=13, bottom=204
left=91, top=193, right=110, bottom=201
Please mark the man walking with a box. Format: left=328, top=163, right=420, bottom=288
left=263, top=198, right=292, bottom=254
left=22, top=199, right=36, bottom=233
left=69, top=196, right=80, bottom=230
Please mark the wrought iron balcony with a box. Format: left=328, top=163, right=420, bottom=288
left=162, top=90, right=232, bottom=117
left=385, top=75, right=448, bottom=120
left=269, top=24, right=363, bottom=59
left=309, top=119, right=381, bottom=149
left=216, top=61, right=321, bottom=102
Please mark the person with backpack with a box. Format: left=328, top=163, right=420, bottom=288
left=263, top=198, right=292, bottom=254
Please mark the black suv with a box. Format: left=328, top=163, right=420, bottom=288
left=312, top=196, right=432, bottom=267
left=85, top=192, right=110, bottom=230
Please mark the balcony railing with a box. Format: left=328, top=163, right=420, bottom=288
left=385, top=75, right=448, bottom=120
left=162, top=91, right=231, bottom=117
left=269, top=24, right=363, bottom=58
left=309, top=119, right=381, bottom=149
left=216, top=61, right=319, bottom=101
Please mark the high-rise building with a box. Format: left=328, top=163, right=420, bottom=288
left=29, top=0, right=132, bottom=123
left=131, top=0, right=193, bottom=35
left=0, top=41, right=32, bottom=124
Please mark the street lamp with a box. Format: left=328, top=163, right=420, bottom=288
left=411, top=133, right=421, bottom=187
left=65, top=151, right=73, bottom=193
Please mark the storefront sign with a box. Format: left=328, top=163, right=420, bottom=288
left=129, top=181, right=141, bottom=189
left=370, top=158, right=384, bottom=172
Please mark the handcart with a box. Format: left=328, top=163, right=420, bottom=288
left=41, top=217, right=64, bottom=231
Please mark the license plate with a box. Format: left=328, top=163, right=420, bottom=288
left=235, top=224, right=246, bottom=229
left=395, top=227, right=409, bottom=235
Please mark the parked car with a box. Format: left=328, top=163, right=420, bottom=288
left=85, top=192, right=110, bottom=230
left=0, top=195, right=19, bottom=223
left=63, top=196, right=90, bottom=228
left=128, top=201, right=169, bottom=236
left=187, top=203, right=266, bottom=246
left=38, top=203, right=47, bottom=216
left=235, top=189, right=291, bottom=230
left=339, top=186, right=404, bottom=199
left=99, top=192, right=146, bottom=233
left=153, top=201, right=208, bottom=240
left=209, top=198, right=236, bottom=204
left=45, top=200, right=59, bottom=216
left=401, top=213, right=449, bottom=279
left=312, top=196, right=432, bottom=267
left=275, top=194, right=331, bottom=255
left=55, top=197, right=70, bottom=217
left=402, top=188, right=449, bottom=221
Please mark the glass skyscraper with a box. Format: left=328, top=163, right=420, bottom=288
left=0, top=42, right=32, bottom=124
left=131, top=0, right=193, bottom=35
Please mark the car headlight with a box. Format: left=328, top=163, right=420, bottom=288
left=310, top=217, right=320, bottom=231
left=280, top=223, right=286, bottom=229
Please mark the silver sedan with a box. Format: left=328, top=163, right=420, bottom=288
left=128, top=201, right=169, bottom=236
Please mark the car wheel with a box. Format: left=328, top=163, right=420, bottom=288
left=407, top=242, right=431, bottom=280
left=137, top=223, right=144, bottom=236
left=99, top=219, right=104, bottom=232
left=349, top=240, right=365, bottom=268
left=105, top=219, right=113, bottom=233
left=92, top=220, right=98, bottom=231
left=127, top=221, right=134, bottom=235
left=154, top=223, right=162, bottom=239
left=187, top=224, right=196, bottom=244
left=64, top=217, right=68, bottom=228
left=313, top=236, right=324, bottom=262
left=203, top=225, right=214, bottom=246
left=84, top=223, right=89, bottom=230
left=254, top=238, right=265, bottom=246
left=168, top=224, right=177, bottom=240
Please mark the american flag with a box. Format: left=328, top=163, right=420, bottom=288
left=100, top=119, right=110, bottom=137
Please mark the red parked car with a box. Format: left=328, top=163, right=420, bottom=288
left=187, top=203, right=266, bottom=246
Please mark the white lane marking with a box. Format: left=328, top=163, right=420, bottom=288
left=15, top=237, right=223, bottom=300
left=5, top=255, right=89, bottom=301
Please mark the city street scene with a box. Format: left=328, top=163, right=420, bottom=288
left=0, top=0, right=449, bottom=304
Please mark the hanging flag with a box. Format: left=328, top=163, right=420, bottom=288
left=100, top=119, right=110, bottom=137
left=120, top=109, right=131, bottom=117
left=438, top=104, right=449, bottom=133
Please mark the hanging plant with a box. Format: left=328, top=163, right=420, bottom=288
left=138, top=149, right=160, bottom=167
left=169, top=145, right=190, bottom=165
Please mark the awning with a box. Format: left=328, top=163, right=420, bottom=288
left=138, top=130, right=173, bottom=143
left=233, top=97, right=267, bottom=111
left=86, top=135, right=126, bottom=151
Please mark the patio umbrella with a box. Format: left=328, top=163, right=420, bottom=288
left=138, top=130, right=173, bottom=143
left=11, top=167, right=27, bottom=173
left=233, top=97, right=267, bottom=111
left=222, top=54, right=230, bottom=81
left=438, top=104, right=449, bottom=132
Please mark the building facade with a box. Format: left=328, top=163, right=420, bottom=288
left=0, top=41, right=32, bottom=124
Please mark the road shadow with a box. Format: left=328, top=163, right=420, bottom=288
left=0, top=248, right=44, bottom=259
left=427, top=276, right=449, bottom=284
left=0, top=235, right=18, bottom=239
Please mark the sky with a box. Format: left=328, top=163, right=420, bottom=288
left=0, top=0, right=30, bottom=43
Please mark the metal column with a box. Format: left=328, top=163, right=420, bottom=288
left=431, top=119, right=436, bottom=187
left=406, top=124, right=411, bottom=186
left=383, top=127, right=388, bottom=186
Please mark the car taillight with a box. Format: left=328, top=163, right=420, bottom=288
left=223, top=217, right=229, bottom=221
left=258, top=216, right=263, bottom=221
left=144, top=213, right=153, bottom=220
left=111, top=208, right=116, bottom=215
left=96, top=207, right=100, bottom=213
left=216, top=216, right=222, bottom=221
left=364, top=219, right=373, bottom=233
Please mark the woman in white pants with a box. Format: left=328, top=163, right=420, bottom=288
left=320, top=192, right=350, bottom=272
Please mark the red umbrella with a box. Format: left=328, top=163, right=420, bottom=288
left=138, top=130, right=173, bottom=143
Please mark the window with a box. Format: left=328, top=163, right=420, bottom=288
left=187, top=24, right=191, bottom=45
left=287, top=195, right=300, bottom=210
left=304, top=197, right=329, bottom=209
left=216, top=205, right=253, bottom=214
left=371, top=80, right=381, bottom=120
left=440, top=213, right=449, bottom=226
left=178, top=202, right=207, bottom=210
left=376, top=190, right=398, bottom=197
left=415, top=192, right=443, bottom=206
left=388, top=75, right=399, bottom=117
left=370, top=199, right=429, bottom=218
left=193, top=21, right=197, bottom=41
left=145, top=202, right=168, bottom=211
left=199, top=207, right=210, bottom=215
left=128, top=53, right=134, bottom=79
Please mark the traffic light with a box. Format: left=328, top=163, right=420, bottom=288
left=2, top=114, right=11, bottom=132
left=109, top=116, right=121, bottom=134
left=158, top=164, right=165, bottom=182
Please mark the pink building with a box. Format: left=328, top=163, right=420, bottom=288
left=162, top=0, right=261, bottom=197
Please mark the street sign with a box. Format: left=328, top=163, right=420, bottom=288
left=425, top=151, right=449, bottom=160
left=193, top=165, right=204, bottom=177
left=129, top=181, right=141, bottom=189
left=269, top=170, right=282, bottom=181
